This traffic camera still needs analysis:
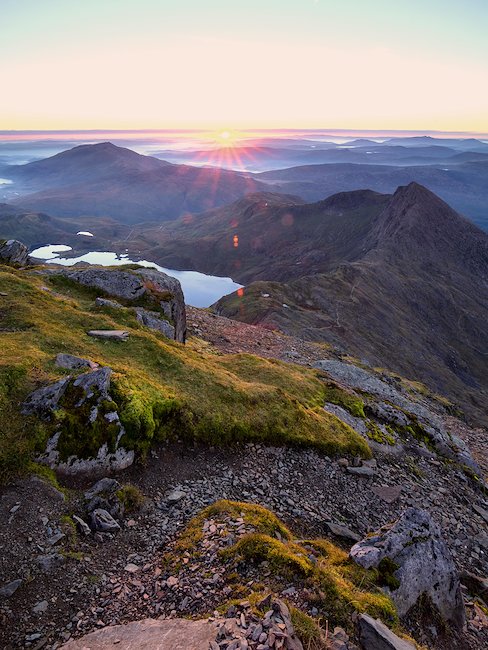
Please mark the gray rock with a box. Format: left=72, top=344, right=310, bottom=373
left=47, top=532, right=66, bottom=546
left=60, top=268, right=146, bottom=300
left=36, top=553, right=65, bottom=572
left=132, top=267, right=186, bottom=343
left=371, top=485, right=402, bottom=504
left=366, top=401, right=411, bottom=428
left=323, top=403, right=367, bottom=436
left=90, top=508, right=121, bottom=533
left=0, top=578, right=22, bottom=598
left=166, top=489, right=187, bottom=504
left=135, top=308, right=175, bottom=339
left=55, top=353, right=98, bottom=370
left=72, top=367, right=111, bottom=403
left=325, top=522, right=361, bottom=543
left=350, top=508, right=465, bottom=628
left=87, top=329, right=129, bottom=341
left=460, top=571, right=488, bottom=604
left=95, top=297, right=123, bottom=309
left=21, top=377, right=71, bottom=418
left=347, top=466, right=375, bottom=478
left=0, top=239, right=29, bottom=265
left=33, top=600, right=49, bottom=614
left=84, top=477, right=121, bottom=500
left=59, top=618, right=218, bottom=650
left=72, top=515, right=91, bottom=536
left=473, top=504, right=488, bottom=524
left=358, top=614, right=415, bottom=650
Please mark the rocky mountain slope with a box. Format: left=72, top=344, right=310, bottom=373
left=0, top=246, right=487, bottom=649
left=213, top=183, right=488, bottom=427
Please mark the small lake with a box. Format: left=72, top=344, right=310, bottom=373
left=29, top=245, right=242, bottom=308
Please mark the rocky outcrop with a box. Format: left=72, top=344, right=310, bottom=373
left=22, top=367, right=134, bottom=475
left=0, top=239, right=29, bottom=265
left=56, top=266, right=186, bottom=342
left=135, top=307, right=175, bottom=339
left=133, top=268, right=186, bottom=343
left=350, top=508, right=465, bottom=629
left=316, top=359, right=480, bottom=472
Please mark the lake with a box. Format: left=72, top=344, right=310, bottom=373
left=29, top=245, right=242, bottom=308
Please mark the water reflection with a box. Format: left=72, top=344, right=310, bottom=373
left=29, top=245, right=242, bottom=308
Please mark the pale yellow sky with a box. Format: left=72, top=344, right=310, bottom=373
left=1, top=1, right=487, bottom=131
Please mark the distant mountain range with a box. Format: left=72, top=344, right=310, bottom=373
left=1, top=140, right=486, bottom=230
left=1, top=143, right=265, bottom=223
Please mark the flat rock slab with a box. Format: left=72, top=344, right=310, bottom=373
left=87, top=330, right=129, bottom=341
left=358, top=614, right=416, bottom=650
left=61, top=617, right=217, bottom=649
left=371, top=485, right=402, bottom=504
left=347, top=466, right=375, bottom=478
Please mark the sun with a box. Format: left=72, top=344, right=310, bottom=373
left=214, top=130, right=236, bottom=147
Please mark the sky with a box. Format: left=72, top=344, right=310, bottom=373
left=1, top=0, right=487, bottom=131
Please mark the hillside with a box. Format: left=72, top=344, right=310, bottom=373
left=117, top=190, right=390, bottom=283
left=5, top=143, right=265, bottom=223
left=0, top=252, right=487, bottom=649
left=213, top=184, right=488, bottom=426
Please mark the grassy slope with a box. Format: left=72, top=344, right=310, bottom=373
left=167, top=499, right=404, bottom=647
left=0, top=264, right=369, bottom=482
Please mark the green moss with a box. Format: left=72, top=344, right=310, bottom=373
left=377, top=557, right=401, bottom=591
left=223, top=533, right=313, bottom=577
left=366, top=421, right=395, bottom=445
left=322, top=382, right=365, bottom=418
left=289, top=607, right=327, bottom=650
left=116, top=484, right=145, bottom=511
left=170, top=500, right=397, bottom=633
left=174, top=500, right=292, bottom=558
left=27, top=462, right=64, bottom=491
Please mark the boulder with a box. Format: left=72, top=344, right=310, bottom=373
left=325, top=521, right=361, bottom=543
left=55, top=353, right=98, bottom=370
left=0, top=239, right=29, bottom=265
left=61, top=268, right=145, bottom=300
left=347, top=466, right=375, bottom=478
left=133, top=268, right=186, bottom=343
left=36, top=553, right=65, bottom=573
left=60, top=618, right=217, bottom=650
left=72, top=366, right=111, bottom=403
left=23, top=368, right=134, bottom=475
left=350, top=508, right=465, bottom=628
left=57, top=266, right=186, bottom=342
left=135, top=307, right=175, bottom=339
left=357, top=614, right=416, bottom=650
left=90, top=508, right=121, bottom=533
left=72, top=515, right=91, bottom=536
